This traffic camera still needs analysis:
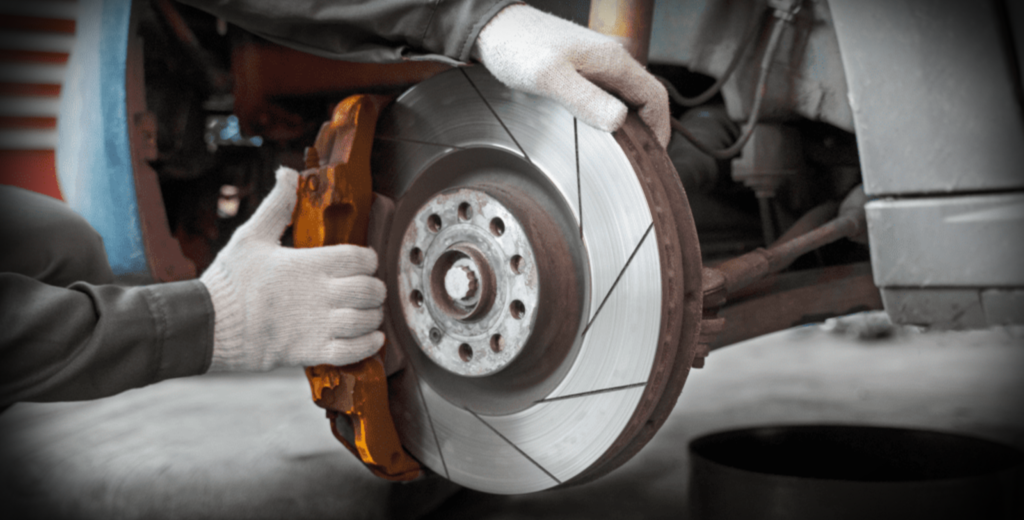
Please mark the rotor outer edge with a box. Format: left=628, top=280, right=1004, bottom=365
left=567, top=114, right=704, bottom=486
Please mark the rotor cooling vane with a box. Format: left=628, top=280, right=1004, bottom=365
left=371, top=67, right=703, bottom=494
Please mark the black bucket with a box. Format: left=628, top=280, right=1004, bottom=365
left=689, top=425, right=1024, bottom=520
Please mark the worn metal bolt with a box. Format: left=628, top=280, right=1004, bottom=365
left=429, top=328, right=443, bottom=344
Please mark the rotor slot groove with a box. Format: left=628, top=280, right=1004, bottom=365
left=415, top=371, right=451, bottom=480
left=582, top=222, right=654, bottom=336
left=459, top=67, right=532, bottom=164
left=468, top=409, right=563, bottom=484
left=538, top=381, right=647, bottom=403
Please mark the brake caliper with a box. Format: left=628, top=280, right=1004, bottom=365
left=293, top=94, right=421, bottom=482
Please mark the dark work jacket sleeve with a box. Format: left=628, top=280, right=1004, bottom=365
left=0, top=275, right=214, bottom=407
left=177, top=0, right=520, bottom=64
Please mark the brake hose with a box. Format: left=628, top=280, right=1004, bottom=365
left=672, top=5, right=797, bottom=160
left=655, top=9, right=767, bottom=108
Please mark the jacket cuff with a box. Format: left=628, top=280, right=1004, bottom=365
left=140, top=280, right=215, bottom=380
left=426, top=0, right=522, bottom=63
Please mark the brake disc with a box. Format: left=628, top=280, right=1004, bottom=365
left=372, top=67, right=703, bottom=494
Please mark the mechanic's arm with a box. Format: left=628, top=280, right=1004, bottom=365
left=177, top=0, right=669, bottom=146
left=176, top=0, right=515, bottom=64
left=0, top=275, right=212, bottom=406
left=0, top=168, right=382, bottom=407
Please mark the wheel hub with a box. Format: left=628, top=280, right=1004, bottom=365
left=399, top=189, right=539, bottom=377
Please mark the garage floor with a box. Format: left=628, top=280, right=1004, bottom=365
left=2, top=314, right=1022, bottom=519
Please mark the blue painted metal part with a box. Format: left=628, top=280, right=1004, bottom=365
left=56, top=0, right=148, bottom=277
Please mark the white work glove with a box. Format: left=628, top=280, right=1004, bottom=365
left=200, top=166, right=385, bottom=372
left=472, top=3, right=670, bottom=147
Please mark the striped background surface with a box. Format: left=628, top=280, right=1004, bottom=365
left=0, top=0, right=76, bottom=200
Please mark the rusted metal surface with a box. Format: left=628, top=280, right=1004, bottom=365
left=767, top=211, right=862, bottom=271
left=710, top=262, right=882, bottom=349
left=707, top=198, right=865, bottom=298
left=387, top=176, right=588, bottom=417
left=692, top=314, right=725, bottom=369
left=231, top=42, right=450, bottom=143
left=773, top=200, right=838, bottom=245
left=294, top=95, right=421, bottom=482
left=588, top=0, right=654, bottom=65
left=126, top=8, right=196, bottom=281
left=696, top=188, right=874, bottom=357
left=572, top=113, right=704, bottom=485
left=397, top=188, right=540, bottom=378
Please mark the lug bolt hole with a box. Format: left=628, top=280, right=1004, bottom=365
left=510, top=300, right=526, bottom=319
left=430, top=328, right=442, bottom=344
left=458, top=202, right=473, bottom=221
left=490, top=334, right=504, bottom=353
left=427, top=214, right=442, bottom=232
left=510, top=255, right=524, bottom=274
left=458, top=343, right=473, bottom=362
left=490, top=217, right=505, bottom=237
left=410, top=247, right=423, bottom=266
left=410, top=290, right=424, bottom=307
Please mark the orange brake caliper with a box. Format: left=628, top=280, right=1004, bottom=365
left=292, top=94, right=421, bottom=481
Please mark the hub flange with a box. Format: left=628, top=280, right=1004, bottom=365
left=399, top=189, right=539, bottom=377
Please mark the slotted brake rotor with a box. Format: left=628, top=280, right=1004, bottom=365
left=372, top=67, right=703, bottom=494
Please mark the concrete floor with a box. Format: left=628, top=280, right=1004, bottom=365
left=2, top=314, right=1023, bottom=519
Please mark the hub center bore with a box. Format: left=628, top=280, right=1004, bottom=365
left=429, top=244, right=495, bottom=321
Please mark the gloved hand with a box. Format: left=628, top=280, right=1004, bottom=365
left=472, top=3, right=670, bottom=147
left=200, top=167, right=385, bottom=372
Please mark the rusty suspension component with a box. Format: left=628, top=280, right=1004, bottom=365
left=294, top=94, right=421, bottom=482
left=704, top=188, right=867, bottom=305
left=693, top=187, right=876, bottom=366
